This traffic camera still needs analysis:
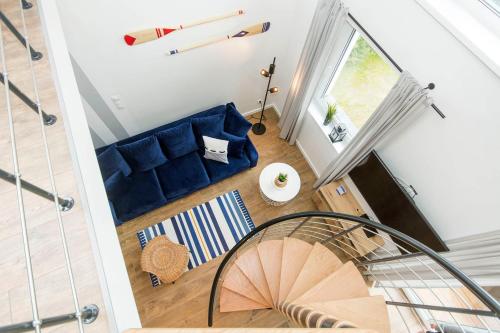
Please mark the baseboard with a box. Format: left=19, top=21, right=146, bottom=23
left=296, top=139, right=320, bottom=178
left=243, top=103, right=281, bottom=118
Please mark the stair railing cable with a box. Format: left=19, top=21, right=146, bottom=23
left=348, top=220, right=494, bottom=332
left=207, top=212, right=500, bottom=328
left=16, top=0, right=85, bottom=331
left=0, top=19, right=42, bottom=333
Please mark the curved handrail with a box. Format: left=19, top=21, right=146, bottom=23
left=207, top=211, right=500, bottom=326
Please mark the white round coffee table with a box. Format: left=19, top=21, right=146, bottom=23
left=259, top=163, right=301, bottom=206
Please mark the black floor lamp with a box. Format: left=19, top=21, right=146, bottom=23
left=252, top=57, right=279, bottom=135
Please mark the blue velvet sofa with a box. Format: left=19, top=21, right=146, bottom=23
left=95, top=103, right=258, bottom=226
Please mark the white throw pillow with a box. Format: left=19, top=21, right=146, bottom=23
left=202, top=136, right=229, bottom=164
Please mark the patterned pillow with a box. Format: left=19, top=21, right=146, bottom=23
left=202, top=136, right=229, bottom=164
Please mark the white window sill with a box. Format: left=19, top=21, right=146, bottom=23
left=415, top=0, right=500, bottom=77
left=308, top=102, right=350, bottom=154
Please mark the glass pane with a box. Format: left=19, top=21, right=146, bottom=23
left=327, top=35, right=400, bottom=129
left=480, top=0, right=500, bottom=14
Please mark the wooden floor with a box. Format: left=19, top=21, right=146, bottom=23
left=0, top=1, right=109, bottom=332
left=117, top=110, right=319, bottom=328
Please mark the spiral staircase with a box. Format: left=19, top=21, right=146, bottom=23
left=219, top=237, right=390, bottom=331
left=203, top=212, right=500, bottom=333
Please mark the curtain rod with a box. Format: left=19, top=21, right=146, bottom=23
left=347, top=13, right=446, bottom=119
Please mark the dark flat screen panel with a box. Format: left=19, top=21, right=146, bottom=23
left=349, top=151, right=448, bottom=252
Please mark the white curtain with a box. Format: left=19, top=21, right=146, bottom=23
left=314, top=71, right=432, bottom=188
left=278, top=0, right=348, bottom=144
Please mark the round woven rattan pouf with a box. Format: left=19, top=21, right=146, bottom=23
left=140, top=236, right=189, bottom=284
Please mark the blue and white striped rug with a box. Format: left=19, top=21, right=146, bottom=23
left=137, top=190, right=255, bottom=287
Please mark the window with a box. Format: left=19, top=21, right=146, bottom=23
left=479, top=0, right=500, bottom=16
left=315, top=30, right=399, bottom=140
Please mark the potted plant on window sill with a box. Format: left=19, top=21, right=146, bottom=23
left=274, top=172, right=288, bottom=188
left=323, top=103, right=337, bottom=126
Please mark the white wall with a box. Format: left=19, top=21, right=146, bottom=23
left=56, top=0, right=317, bottom=139
left=297, top=0, right=500, bottom=242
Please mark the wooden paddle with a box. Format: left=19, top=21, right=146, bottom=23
left=166, top=22, right=271, bottom=56
left=124, top=10, right=245, bottom=46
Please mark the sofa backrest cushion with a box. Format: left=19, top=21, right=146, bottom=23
left=220, top=131, right=247, bottom=157
left=156, top=122, right=198, bottom=159
left=97, top=145, right=132, bottom=180
left=224, top=103, right=252, bottom=137
left=118, top=136, right=167, bottom=172
left=191, top=113, right=225, bottom=144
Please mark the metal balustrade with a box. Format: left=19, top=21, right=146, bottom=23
left=0, top=1, right=99, bottom=332
left=208, top=212, right=500, bottom=332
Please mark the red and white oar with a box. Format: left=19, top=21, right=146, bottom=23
left=124, top=10, right=245, bottom=46
left=166, top=22, right=271, bottom=56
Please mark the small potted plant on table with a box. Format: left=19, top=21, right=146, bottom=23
left=275, top=172, right=288, bottom=188
left=323, top=103, right=337, bottom=126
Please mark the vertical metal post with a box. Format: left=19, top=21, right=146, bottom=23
left=0, top=11, right=42, bottom=60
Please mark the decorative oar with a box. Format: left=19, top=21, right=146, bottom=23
left=124, top=9, right=245, bottom=46
left=166, top=22, right=271, bottom=56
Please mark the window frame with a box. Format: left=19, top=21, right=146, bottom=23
left=311, top=17, right=401, bottom=143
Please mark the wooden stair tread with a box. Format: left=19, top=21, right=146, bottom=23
left=219, top=287, right=269, bottom=312
left=235, top=247, right=274, bottom=305
left=295, top=261, right=369, bottom=304
left=278, top=238, right=313, bottom=303
left=306, top=296, right=390, bottom=333
left=258, top=240, right=283, bottom=306
left=286, top=242, right=343, bottom=302
left=222, top=263, right=269, bottom=306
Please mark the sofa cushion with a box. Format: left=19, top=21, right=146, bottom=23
left=97, top=145, right=132, bottom=180
left=118, top=136, right=167, bottom=172
left=224, top=103, right=252, bottom=137
left=105, top=169, right=167, bottom=221
left=202, top=153, right=251, bottom=183
left=156, top=152, right=210, bottom=199
left=156, top=122, right=198, bottom=159
left=221, top=132, right=246, bottom=157
left=191, top=113, right=225, bottom=144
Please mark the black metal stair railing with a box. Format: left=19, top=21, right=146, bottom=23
left=208, top=211, right=500, bottom=331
